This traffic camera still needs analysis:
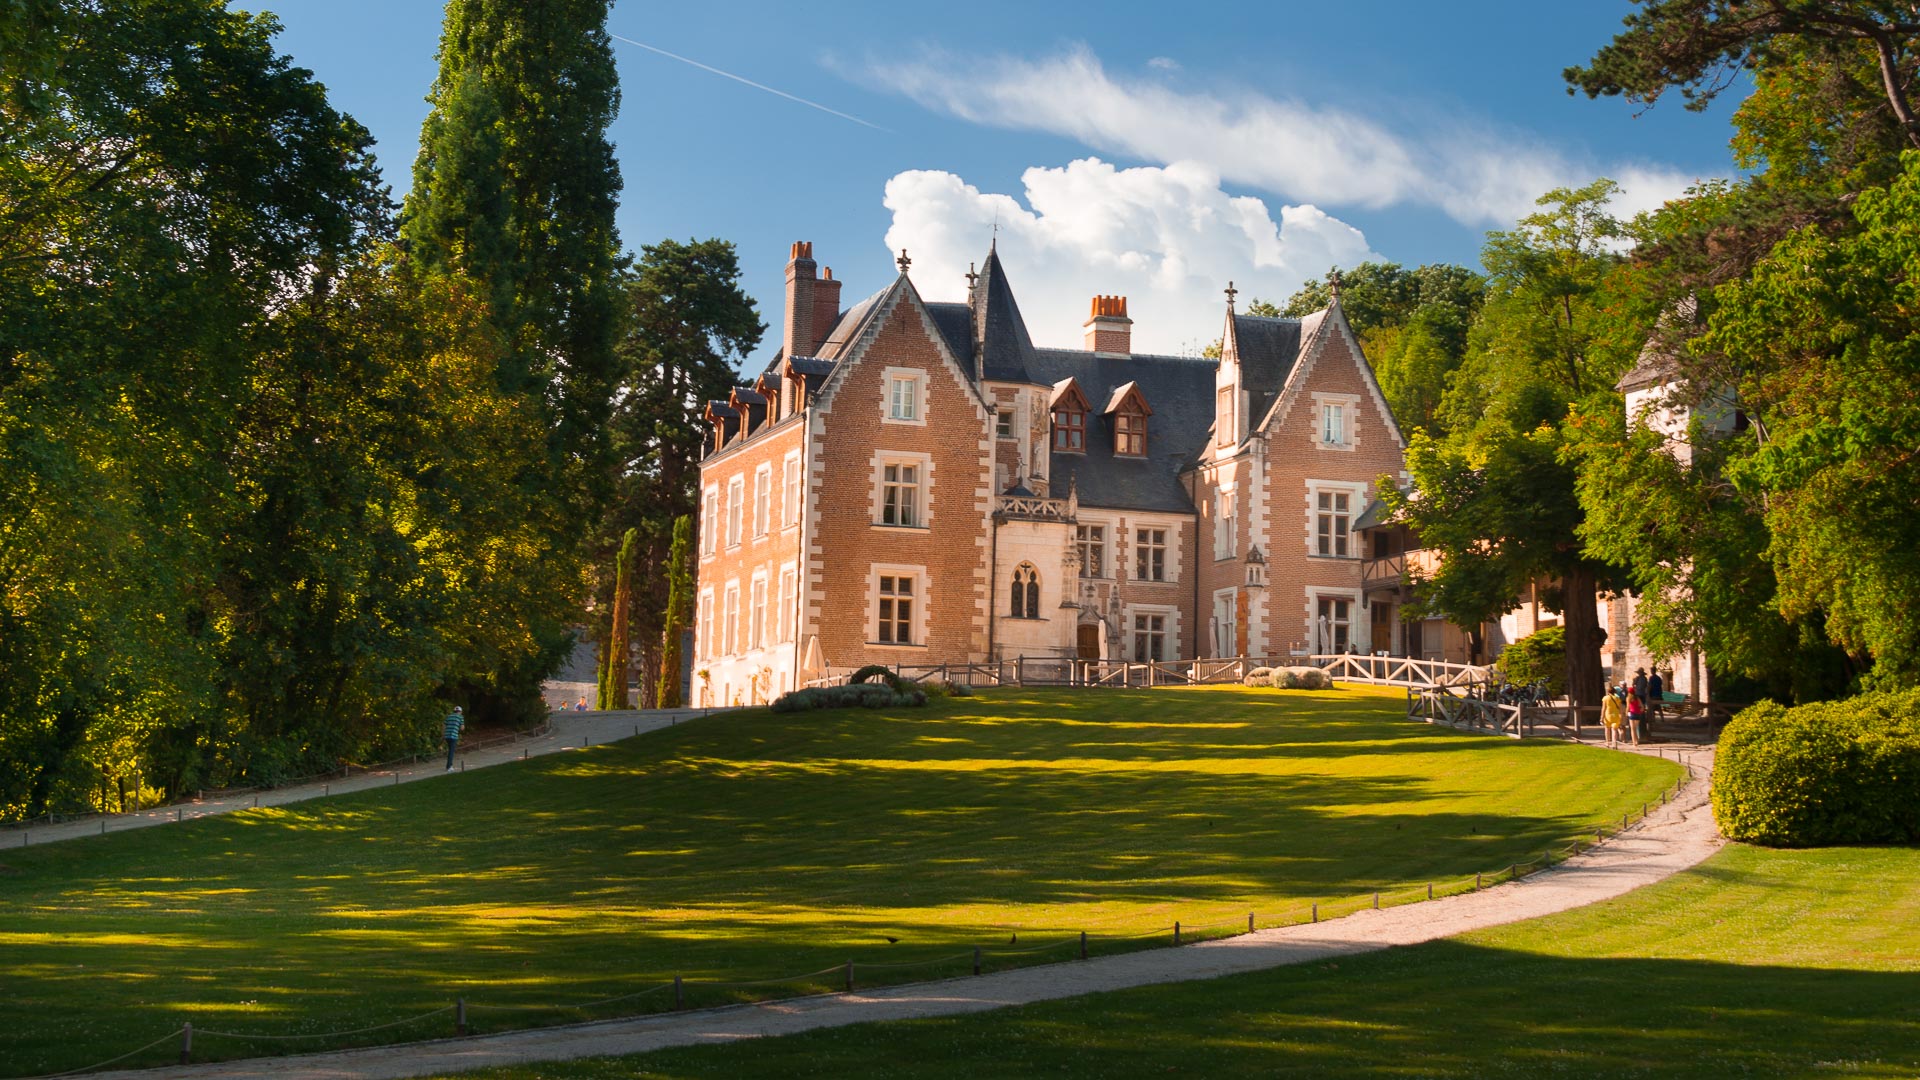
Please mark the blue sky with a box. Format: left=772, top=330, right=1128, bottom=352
left=253, top=1, right=1741, bottom=367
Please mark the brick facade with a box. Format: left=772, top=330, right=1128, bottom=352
left=697, top=243, right=1416, bottom=689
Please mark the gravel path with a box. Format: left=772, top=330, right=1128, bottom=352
left=86, top=743, right=1722, bottom=1080
left=5, top=708, right=727, bottom=849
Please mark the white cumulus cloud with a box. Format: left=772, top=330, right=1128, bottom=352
left=883, top=157, right=1380, bottom=356
left=865, top=45, right=1708, bottom=228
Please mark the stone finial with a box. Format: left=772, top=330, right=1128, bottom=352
left=1224, top=280, right=1238, bottom=310
left=897, top=249, right=912, bottom=274
left=1328, top=268, right=1342, bottom=301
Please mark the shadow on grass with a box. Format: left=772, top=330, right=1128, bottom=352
left=613, top=942, right=1920, bottom=1080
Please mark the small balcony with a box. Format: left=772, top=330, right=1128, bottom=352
left=995, top=492, right=1074, bottom=522
left=1362, top=547, right=1440, bottom=594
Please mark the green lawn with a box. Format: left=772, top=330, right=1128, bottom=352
left=0, top=686, right=1678, bottom=1075
left=507, top=844, right=1920, bottom=1079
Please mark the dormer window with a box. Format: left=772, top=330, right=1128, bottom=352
left=1053, top=407, right=1085, bottom=451
left=1104, top=381, right=1152, bottom=457
left=1115, top=412, right=1145, bottom=455
left=1049, top=378, right=1092, bottom=454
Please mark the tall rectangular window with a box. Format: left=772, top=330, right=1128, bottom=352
left=749, top=577, right=766, bottom=649
left=783, top=455, right=801, bottom=527
left=1075, top=524, right=1106, bottom=578
left=1135, top=528, right=1167, bottom=582
left=888, top=375, right=918, bottom=421
left=778, top=568, right=797, bottom=643
left=1213, top=593, right=1237, bottom=657
left=1214, top=491, right=1236, bottom=559
left=1115, top=411, right=1146, bottom=456
left=1323, top=403, right=1346, bottom=445
left=726, top=478, right=744, bottom=547
left=1318, top=596, right=1352, bottom=653
left=996, top=409, right=1014, bottom=439
left=753, top=466, right=770, bottom=538
left=1216, top=387, right=1235, bottom=446
left=881, top=462, right=921, bottom=527
left=701, top=490, right=718, bottom=555
left=1317, top=491, right=1351, bottom=557
left=1132, top=613, right=1166, bottom=662
left=877, top=574, right=914, bottom=644
left=697, top=594, right=712, bottom=660
left=723, top=586, right=740, bottom=655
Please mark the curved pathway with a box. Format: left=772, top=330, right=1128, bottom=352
left=6, top=708, right=724, bottom=850
left=87, top=743, right=1723, bottom=1080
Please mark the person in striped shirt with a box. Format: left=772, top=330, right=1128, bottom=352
left=444, top=706, right=465, bottom=770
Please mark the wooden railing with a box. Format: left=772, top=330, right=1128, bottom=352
left=994, top=493, right=1073, bottom=521
left=1360, top=548, right=1442, bottom=591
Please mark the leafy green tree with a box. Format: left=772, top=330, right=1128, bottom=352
left=598, top=239, right=762, bottom=704
left=1566, top=1, right=1920, bottom=152
left=657, top=516, right=693, bottom=709
left=402, top=0, right=624, bottom=720
left=600, top=529, right=637, bottom=710
left=1393, top=182, right=1645, bottom=708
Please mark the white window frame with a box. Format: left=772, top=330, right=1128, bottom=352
left=1075, top=522, right=1108, bottom=579
left=782, top=452, right=802, bottom=529
left=722, top=582, right=740, bottom=656
left=867, top=563, right=929, bottom=648
left=1312, top=392, right=1360, bottom=451
left=1212, top=589, right=1238, bottom=658
left=697, top=589, right=713, bottom=660
left=1309, top=587, right=1361, bottom=654
left=749, top=573, right=768, bottom=651
left=995, top=409, right=1015, bottom=440
left=882, top=367, right=928, bottom=427
left=726, top=476, right=744, bottom=548
left=1214, top=489, right=1237, bottom=561
left=701, top=486, right=719, bottom=557
left=753, top=464, right=771, bottom=539
left=1135, top=527, right=1167, bottom=582
left=1308, top=480, right=1365, bottom=559
left=777, top=564, right=798, bottom=644
left=870, top=450, right=933, bottom=530
left=1130, top=605, right=1175, bottom=663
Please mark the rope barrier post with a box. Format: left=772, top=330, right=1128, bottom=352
left=324, top=784, right=330, bottom=798
left=175, top=808, right=181, bottom=822
left=1509, top=863, right=1517, bottom=881
left=1080, top=931, right=1087, bottom=960
left=844, top=960, right=854, bottom=993
left=456, top=997, right=467, bottom=1036
left=973, top=946, right=981, bottom=976
left=1475, top=872, right=1481, bottom=890
left=179, top=1022, right=192, bottom=1065
left=1174, top=921, right=1182, bottom=944
left=1311, top=902, right=1317, bottom=923
left=101, top=819, right=107, bottom=835
left=1372, top=892, right=1380, bottom=910
left=1248, top=912, right=1255, bottom=934
left=674, top=975, right=684, bottom=1009
left=1427, top=883, right=1433, bottom=901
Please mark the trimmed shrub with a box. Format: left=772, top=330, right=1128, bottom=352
left=1273, top=666, right=1333, bottom=690
left=1712, top=689, right=1920, bottom=846
left=1495, top=626, right=1567, bottom=696
left=770, top=682, right=927, bottom=713
left=1244, top=667, right=1275, bottom=687
left=848, top=664, right=910, bottom=692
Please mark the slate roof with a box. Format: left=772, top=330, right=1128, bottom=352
left=1616, top=342, right=1682, bottom=394
left=970, top=246, right=1039, bottom=383
left=1233, top=313, right=1308, bottom=426
left=1026, top=347, right=1218, bottom=514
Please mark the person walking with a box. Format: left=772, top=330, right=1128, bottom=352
left=1625, top=686, right=1645, bottom=746
left=1600, top=685, right=1626, bottom=748
left=443, top=706, right=465, bottom=770
left=1647, top=668, right=1665, bottom=729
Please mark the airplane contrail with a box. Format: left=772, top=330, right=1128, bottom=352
left=610, top=33, right=888, bottom=132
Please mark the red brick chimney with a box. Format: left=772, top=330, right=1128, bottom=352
left=1085, top=295, right=1132, bottom=354
left=811, top=265, right=843, bottom=355
left=784, top=241, right=817, bottom=362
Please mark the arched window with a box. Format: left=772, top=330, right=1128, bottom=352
left=1010, top=563, right=1041, bottom=619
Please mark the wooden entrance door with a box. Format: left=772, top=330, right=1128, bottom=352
left=1076, top=623, right=1102, bottom=659
left=1371, top=603, right=1393, bottom=654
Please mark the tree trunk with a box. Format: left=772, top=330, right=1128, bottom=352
left=1561, top=563, right=1606, bottom=711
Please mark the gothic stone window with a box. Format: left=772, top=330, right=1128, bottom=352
left=1075, top=524, right=1106, bottom=578
left=1132, top=612, right=1167, bottom=662
left=1317, top=491, right=1351, bottom=557
left=1009, top=563, right=1041, bottom=619
left=1135, top=528, right=1166, bottom=581
left=877, top=574, right=915, bottom=644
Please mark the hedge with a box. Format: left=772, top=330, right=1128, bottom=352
left=770, top=684, right=928, bottom=713
left=1712, top=688, right=1920, bottom=846
left=1495, top=625, right=1567, bottom=696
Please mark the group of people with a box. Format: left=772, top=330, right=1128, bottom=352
left=1599, top=667, right=1666, bottom=748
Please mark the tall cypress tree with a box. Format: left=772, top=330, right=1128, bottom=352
left=657, top=516, right=694, bottom=709
left=402, top=0, right=623, bottom=723
left=404, top=2, right=622, bottom=476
